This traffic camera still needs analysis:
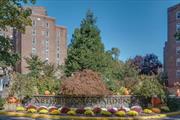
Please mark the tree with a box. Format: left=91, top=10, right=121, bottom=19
left=129, top=55, right=143, bottom=73
left=10, top=73, right=35, bottom=99
left=0, top=0, right=35, bottom=32
left=133, top=75, right=165, bottom=107
left=65, top=10, right=109, bottom=76
left=134, top=76, right=165, bottom=98
left=141, top=54, right=162, bottom=75
left=107, top=47, right=120, bottom=60
left=0, top=0, right=35, bottom=68
left=0, top=36, right=19, bottom=67
left=25, top=55, right=46, bottom=78
left=129, top=54, right=162, bottom=75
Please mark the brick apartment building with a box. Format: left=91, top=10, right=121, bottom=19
left=164, top=3, right=180, bottom=86
left=0, top=6, right=67, bottom=73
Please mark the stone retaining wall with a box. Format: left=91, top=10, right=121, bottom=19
left=27, top=95, right=139, bottom=108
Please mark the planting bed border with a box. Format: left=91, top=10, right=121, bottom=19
left=28, top=95, right=139, bottom=108
left=0, top=111, right=179, bottom=120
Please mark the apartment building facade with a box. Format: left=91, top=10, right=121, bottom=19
left=0, top=6, right=67, bottom=73
left=164, top=3, right=180, bottom=86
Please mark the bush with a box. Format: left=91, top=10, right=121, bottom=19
left=167, top=97, right=180, bottom=112
left=76, top=108, right=85, bottom=114
left=0, top=98, right=5, bottom=109
left=131, top=106, right=142, bottom=113
left=39, top=109, right=48, bottom=114
left=67, top=110, right=76, bottom=116
left=27, top=108, right=37, bottom=113
left=61, top=107, right=70, bottom=114
left=84, top=110, right=94, bottom=116
left=48, top=107, right=58, bottom=113
left=100, top=110, right=112, bottom=116
left=160, top=106, right=170, bottom=112
left=143, top=109, right=152, bottom=114
left=26, top=105, right=37, bottom=110
left=151, top=108, right=161, bottom=113
left=118, top=108, right=127, bottom=112
left=133, top=77, right=165, bottom=99
left=107, top=108, right=117, bottom=114
left=16, top=106, right=25, bottom=112
left=115, top=111, right=126, bottom=117
left=93, top=107, right=101, bottom=114
left=49, top=110, right=60, bottom=115
left=38, top=106, right=48, bottom=112
left=127, top=110, right=138, bottom=116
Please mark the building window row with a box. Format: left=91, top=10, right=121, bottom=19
left=45, top=39, right=49, bottom=60
left=32, top=37, right=36, bottom=47
left=32, top=20, right=36, bottom=27
left=32, top=19, right=49, bottom=28
left=56, top=31, right=61, bottom=64
left=176, top=70, right=180, bottom=78
left=176, top=11, right=180, bottom=19
left=176, top=23, right=180, bottom=32
left=177, top=47, right=180, bottom=55
left=32, top=47, right=36, bottom=55
left=176, top=58, right=180, bottom=66
left=32, top=29, right=36, bottom=36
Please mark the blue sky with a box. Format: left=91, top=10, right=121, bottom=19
left=34, top=0, right=180, bottom=62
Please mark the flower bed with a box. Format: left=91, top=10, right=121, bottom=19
left=0, top=110, right=180, bottom=120
left=11, top=105, right=170, bottom=118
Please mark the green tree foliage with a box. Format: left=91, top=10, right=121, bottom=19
left=10, top=60, right=61, bottom=98
left=133, top=76, right=165, bottom=99
left=10, top=73, right=35, bottom=99
left=107, top=47, right=120, bottom=61
left=65, top=10, right=109, bottom=76
left=34, top=76, right=61, bottom=95
left=0, top=0, right=35, bottom=68
left=0, top=0, right=35, bottom=32
left=65, top=10, right=140, bottom=91
left=25, top=55, right=46, bottom=78
left=0, top=36, right=19, bottom=67
left=42, top=63, right=56, bottom=78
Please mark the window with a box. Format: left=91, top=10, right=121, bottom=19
left=32, top=20, right=36, bottom=26
left=32, top=37, right=36, bottom=47
left=176, top=70, right=180, bottom=78
left=32, top=48, right=36, bottom=55
left=176, top=11, right=180, bottom=19
left=46, top=22, right=49, bottom=28
left=45, top=39, right=49, bottom=50
left=177, top=47, right=180, bottom=55
left=46, top=31, right=49, bottom=37
left=176, top=58, right=180, bottom=66
left=176, top=23, right=180, bottom=32
left=56, top=31, right=60, bottom=54
left=44, top=39, right=49, bottom=59
left=32, top=29, right=36, bottom=35
left=45, top=51, right=48, bottom=60
left=57, top=53, right=60, bottom=58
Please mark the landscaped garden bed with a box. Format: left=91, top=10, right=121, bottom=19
left=0, top=109, right=180, bottom=120
left=2, top=104, right=174, bottom=119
